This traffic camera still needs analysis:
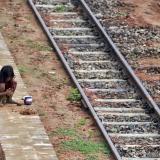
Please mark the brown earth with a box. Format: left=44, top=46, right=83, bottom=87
left=0, top=0, right=113, bottom=160
left=123, top=0, right=160, bottom=26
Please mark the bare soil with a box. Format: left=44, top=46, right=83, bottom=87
left=0, top=0, right=113, bottom=160
left=123, top=0, right=160, bottom=26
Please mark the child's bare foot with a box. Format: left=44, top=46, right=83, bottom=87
left=6, top=99, right=22, bottom=106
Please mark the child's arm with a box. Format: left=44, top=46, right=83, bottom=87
left=0, top=83, right=6, bottom=96
left=0, top=84, right=12, bottom=96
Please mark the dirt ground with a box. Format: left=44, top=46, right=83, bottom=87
left=0, top=0, right=113, bottom=160
left=123, top=0, right=160, bottom=26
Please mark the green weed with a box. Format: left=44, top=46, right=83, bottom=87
left=114, top=12, right=128, bottom=17
left=67, top=88, right=81, bottom=102
left=50, top=127, right=111, bottom=157
left=26, top=39, right=52, bottom=51
left=85, top=155, right=98, bottom=160
left=18, top=65, right=29, bottom=74
left=77, top=118, right=87, bottom=127
left=50, top=128, right=77, bottom=137
left=61, top=78, right=68, bottom=85
left=55, top=4, right=68, bottom=12
left=88, top=130, right=95, bottom=138
left=62, top=138, right=110, bottom=155
left=50, top=74, right=57, bottom=81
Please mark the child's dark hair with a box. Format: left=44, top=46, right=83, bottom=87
left=0, top=65, right=15, bottom=83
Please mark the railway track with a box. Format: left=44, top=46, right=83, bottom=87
left=84, top=0, right=160, bottom=108
left=28, top=0, right=160, bottom=159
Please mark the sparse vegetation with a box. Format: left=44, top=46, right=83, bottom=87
left=26, top=39, right=52, bottom=51
left=88, top=130, right=95, bottom=138
left=67, top=88, right=81, bottom=102
left=54, top=4, right=69, bottom=12
left=51, top=128, right=77, bottom=137
left=114, top=12, right=128, bottom=17
left=51, top=127, right=111, bottom=158
left=18, top=65, right=29, bottom=74
left=85, top=155, right=98, bottom=160
left=77, top=118, right=87, bottom=127
left=62, top=139, right=110, bottom=155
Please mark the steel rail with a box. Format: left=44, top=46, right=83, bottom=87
left=79, top=0, right=160, bottom=117
left=28, top=0, right=122, bottom=159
